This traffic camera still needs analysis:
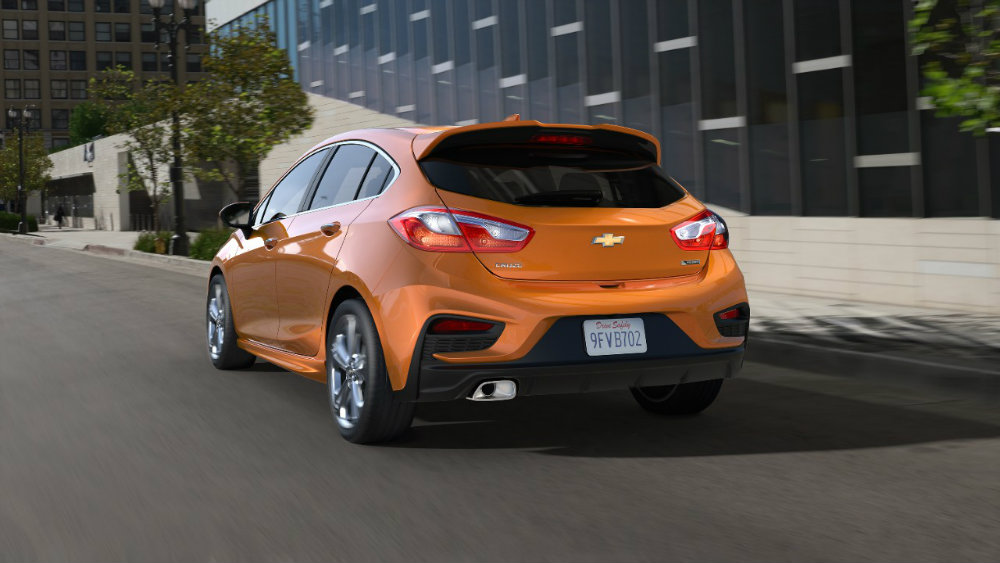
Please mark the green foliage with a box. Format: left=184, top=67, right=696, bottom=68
left=189, top=228, right=234, bottom=261
left=89, top=67, right=176, bottom=231
left=0, top=132, right=54, bottom=202
left=911, top=0, right=1000, bottom=134
left=0, top=211, right=38, bottom=232
left=68, top=101, right=109, bottom=146
left=184, top=17, right=314, bottom=200
left=133, top=230, right=174, bottom=254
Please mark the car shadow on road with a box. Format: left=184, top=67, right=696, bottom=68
left=388, top=379, right=1000, bottom=457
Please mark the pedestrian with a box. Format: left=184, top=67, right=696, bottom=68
left=54, top=204, right=65, bottom=229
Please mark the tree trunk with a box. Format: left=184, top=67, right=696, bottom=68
left=242, top=158, right=261, bottom=204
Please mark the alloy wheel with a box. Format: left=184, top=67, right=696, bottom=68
left=329, top=314, right=367, bottom=429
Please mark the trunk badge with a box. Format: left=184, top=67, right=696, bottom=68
left=592, top=233, right=625, bottom=247
left=681, top=259, right=701, bottom=266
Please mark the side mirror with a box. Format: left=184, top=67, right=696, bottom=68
left=220, top=201, right=253, bottom=237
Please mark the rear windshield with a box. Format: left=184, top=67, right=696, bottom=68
left=420, top=159, right=687, bottom=208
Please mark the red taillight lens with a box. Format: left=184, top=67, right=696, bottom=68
left=429, top=318, right=495, bottom=334
left=670, top=210, right=729, bottom=251
left=389, top=207, right=534, bottom=253
left=717, top=308, right=741, bottom=320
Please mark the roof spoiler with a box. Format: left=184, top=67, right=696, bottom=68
left=411, top=120, right=661, bottom=164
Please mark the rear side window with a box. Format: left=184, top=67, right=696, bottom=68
left=356, top=154, right=395, bottom=199
left=308, top=144, right=375, bottom=210
left=420, top=160, right=686, bottom=208
left=259, top=148, right=329, bottom=223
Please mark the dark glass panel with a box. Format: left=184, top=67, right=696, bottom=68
left=794, top=0, right=840, bottom=61
left=621, top=0, right=651, bottom=131
left=859, top=167, right=911, bottom=217
left=499, top=0, right=520, bottom=78
left=798, top=69, right=848, bottom=216
left=526, top=0, right=551, bottom=121
left=697, top=0, right=737, bottom=119
left=656, top=0, right=688, bottom=40
left=703, top=128, right=741, bottom=210
left=922, top=115, right=978, bottom=217
left=584, top=0, right=613, bottom=95
left=852, top=0, right=909, bottom=155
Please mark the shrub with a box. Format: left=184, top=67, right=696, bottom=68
left=0, top=211, right=38, bottom=232
left=133, top=230, right=173, bottom=254
left=189, top=228, right=234, bottom=261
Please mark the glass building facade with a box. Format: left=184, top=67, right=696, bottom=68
left=217, top=0, right=1000, bottom=218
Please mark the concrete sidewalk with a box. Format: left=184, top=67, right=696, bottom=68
left=10, top=226, right=1000, bottom=380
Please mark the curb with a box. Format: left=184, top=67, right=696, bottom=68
left=82, top=244, right=209, bottom=277
left=747, top=336, right=1000, bottom=395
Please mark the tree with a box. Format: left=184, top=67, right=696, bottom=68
left=0, top=131, right=53, bottom=205
left=68, top=101, right=109, bottom=146
left=183, top=18, right=314, bottom=202
left=89, top=67, right=177, bottom=231
left=911, top=0, right=1000, bottom=134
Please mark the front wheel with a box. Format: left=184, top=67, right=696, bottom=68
left=630, top=379, right=723, bottom=415
left=206, top=274, right=256, bottom=370
left=326, top=299, right=414, bottom=444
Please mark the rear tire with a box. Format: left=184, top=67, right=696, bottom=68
left=630, top=379, right=723, bottom=415
left=206, top=274, right=256, bottom=370
left=326, top=299, right=414, bottom=444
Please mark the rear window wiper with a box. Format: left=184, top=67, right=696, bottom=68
left=514, top=190, right=604, bottom=206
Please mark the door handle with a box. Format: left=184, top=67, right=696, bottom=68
left=320, top=222, right=341, bottom=236
left=264, top=237, right=278, bottom=250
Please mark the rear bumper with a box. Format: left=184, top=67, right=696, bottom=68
left=416, top=347, right=744, bottom=402
left=403, top=312, right=746, bottom=402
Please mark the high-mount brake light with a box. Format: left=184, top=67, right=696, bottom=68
left=670, top=210, right=729, bottom=251
left=389, top=207, right=534, bottom=253
left=529, top=133, right=593, bottom=146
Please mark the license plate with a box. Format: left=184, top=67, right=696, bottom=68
left=583, top=318, right=647, bottom=357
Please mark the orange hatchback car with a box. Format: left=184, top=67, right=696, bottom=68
left=208, top=120, right=749, bottom=443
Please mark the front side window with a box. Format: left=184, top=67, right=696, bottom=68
left=257, top=149, right=330, bottom=224
left=308, top=145, right=376, bottom=210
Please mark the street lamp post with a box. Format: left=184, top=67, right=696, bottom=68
left=6, top=107, right=33, bottom=235
left=149, top=0, right=198, bottom=256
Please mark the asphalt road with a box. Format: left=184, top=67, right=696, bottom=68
left=1, top=239, right=999, bottom=563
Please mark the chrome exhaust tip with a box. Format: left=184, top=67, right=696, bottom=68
left=468, top=380, right=517, bottom=401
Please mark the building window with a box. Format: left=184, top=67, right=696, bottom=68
left=4, top=79, right=20, bottom=99
left=114, top=0, right=129, bottom=12
left=115, top=51, right=131, bottom=70
left=52, top=109, right=70, bottom=130
left=67, top=0, right=83, bottom=11
left=795, top=0, right=841, bottom=61
left=68, top=21, right=84, bottom=40
left=96, top=22, right=111, bottom=41
left=22, top=20, right=38, bottom=40
left=1, top=0, right=16, bottom=8
left=21, top=0, right=37, bottom=8
left=159, top=52, right=169, bottom=71
left=23, top=49, right=39, bottom=69
left=69, top=50, right=85, bottom=70
left=51, top=79, right=68, bottom=98
left=620, top=0, right=650, bottom=129
left=698, top=0, right=738, bottom=119
left=139, top=0, right=152, bottom=14
left=48, top=0, right=65, bottom=9
left=141, top=52, right=157, bottom=71
left=187, top=27, right=202, bottom=44
left=50, top=50, right=67, bottom=70
left=185, top=52, right=201, bottom=72
left=140, top=23, right=156, bottom=42
left=70, top=79, right=87, bottom=99
left=95, top=0, right=110, bottom=11
left=24, top=79, right=40, bottom=99
left=96, top=51, right=113, bottom=70
left=798, top=69, right=848, bottom=216
left=52, top=137, right=70, bottom=148
left=3, top=49, right=19, bottom=70
left=3, top=20, right=19, bottom=40
left=114, top=23, right=130, bottom=42
left=49, top=20, right=66, bottom=40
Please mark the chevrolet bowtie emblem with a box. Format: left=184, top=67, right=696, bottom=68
left=592, top=233, right=625, bottom=247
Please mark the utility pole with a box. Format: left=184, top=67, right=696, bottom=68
left=149, top=0, right=199, bottom=256
left=6, top=107, right=33, bottom=235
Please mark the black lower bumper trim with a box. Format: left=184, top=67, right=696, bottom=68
left=415, top=347, right=744, bottom=402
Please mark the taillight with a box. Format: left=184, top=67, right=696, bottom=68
left=670, top=209, right=729, bottom=251
left=389, top=206, right=534, bottom=253
left=428, top=318, right=496, bottom=334
left=529, top=133, right=592, bottom=146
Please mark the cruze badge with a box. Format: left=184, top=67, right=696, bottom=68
left=592, top=233, right=625, bottom=247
